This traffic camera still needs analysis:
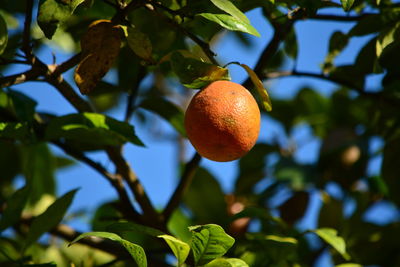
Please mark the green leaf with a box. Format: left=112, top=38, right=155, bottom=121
left=37, top=0, right=84, bottom=39
left=235, top=143, right=276, bottom=195
left=107, top=221, right=165, bottom=237
left=22, top=143, right=56, bottom=204
left=189, top=224, right=235, bottom=266
left=0, top=13, right=8, bottom=55
left=69, top=231, right=147, bottom=267
left=209, top=0, right=250, bottom=24
left=0, top=122, right=31, bottom=141
left=158, top=234, right=190, bottom=266
left=264, top=235, right=298, bottom=246
left=139, top=96, right=186, bottom=136
left=184, top=168, right=227, bottom=225
left=283, top=28, right=298, bottom=59
left=170, top=52, right=230, bottom=89
left=239, top=63, right=272, bottom=111
left=322, top=31, right=349, bottom=73
left=125, top=26, right=153, bottom=61
left=24, top=188, right=79, bottom=250
left=381, top=138, right=400, bottom=206
left=311, top=228, right=350, bottom=260
left=0, top=186, right=30, bottom=232
left=205, top=258, right=249, bottom=267
left=45, top=113, right=144, bottom=149
left=376, top=22, right=400, bottom=58
left=198, top=13, right=260, bottom=37
left=8, top=89, right=37, bottom=122
left=340, top=0, right=354, bottom=11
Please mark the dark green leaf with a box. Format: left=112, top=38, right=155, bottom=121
left=311, top=228, right=350, bottom=260
left=329, top=65, right=365, bottom=90
left=381, top=138, right=400, bottom=206
left=335, top=264, right=362, bottom=267
left=198, top=13, right=260, bottom=37
left=184, top=168, right=227, bottom=225
left=139, top=96, right=186, bottom=136
left=45, top=113, right=144, bottom=149
left=322, top=31, right=348, bottom=73
left=170, top=52, right=230, bottom=89
left=158, top=234, right=190, bottom=266
left=24, top=188, right=79, bottom=250
left=279, top=191, right=309, bottom=225
left=0, top=186, right=30, bottom=232
left=318, top=193, right=344, bottom=229
left=0, top=13, right=8, bottom=55
left=340, top=0, right=354, bottom=11
left=235, top=143, right=276, bottom=195
left=274, top=157, right=316, bottom=190
left=0, top=122, right=30, bottom=141
left=22, top=143, right=56, bottom=204
left=284, top=28, right=298, bottom=59
left=8, top=90, right=37, bottom=122
left=37, top=0, right=84, bottom=39
left=189, top=224, right=235, bottom=266
left=210, top=0, right=250, bottom=24
left=0, top=140, right=20, bottom=182
left=69, top=231, right=147, bottom=267
left=22, top=263, right=57, bottom=267
left=167, top=209, right=192, bottom=242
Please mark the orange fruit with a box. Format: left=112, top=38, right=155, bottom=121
left=184, top=80, right=261, bottom=162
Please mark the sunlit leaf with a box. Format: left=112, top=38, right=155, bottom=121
left=107, top=221, right=164, bottom=237
left=69, top=231, right=147, bottom=267
left=335, top=264, right=362, bottom=267
left=189, top=224, right=235, bottom=266
left=238, top=63, right=272, bottom=111
left=170, top=51, right=230, bottom=89
left=45, top=113, right=144, bottom=148
left=205, top=258, right=249, bottom=267
left=158, top=234, right=190, bottom=266
left=24, top=189, right=79, bottom=250
left=340, top=0, right=354, bottom=11
left=311, top=228, right=350, bottom=260
left=210, top=0, right=250, bottom=24
left=198, top=13, right=260, bottom=37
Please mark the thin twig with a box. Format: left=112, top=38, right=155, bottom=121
left=22, top=0, right=34, bottom=59
left=106, top=146, right=162, bottom=228
left=162, top=152, right=202, bottom=221
left=44, top=74, right=94, bottom=113
left=53, top=141, right=142, bottom=221
left=243, top=17, right=294, bottom=89
left=309, top=13, right=375, bottom=21
left=54, top=52, right=82, bottom=75
left=150, top=6, right=218, bottom=65
left=124, top=66, right=147, bottom=122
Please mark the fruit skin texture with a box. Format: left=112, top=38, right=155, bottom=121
left=184, top=80, right=261, bottom=162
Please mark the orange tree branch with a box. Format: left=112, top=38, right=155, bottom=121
left=162, top=152, right=202, bottom=222
left=105, top=146, right=164, bottom=229
left=53, top=141, right=142, bottom=221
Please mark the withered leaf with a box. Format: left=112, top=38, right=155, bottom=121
left=74, top=20, right=122, bottom=95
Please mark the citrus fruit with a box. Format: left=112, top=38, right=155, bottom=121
left=184, top=80, right=261, bottom=162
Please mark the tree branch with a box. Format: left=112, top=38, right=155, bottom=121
left=309, top=13, right=374, bottom=21
left=243, top=17, right=295, bottom=89
left=53, top=141, right=142, bottom=221
left=162, top=152, right=201, bottom=221
left=22, top=0, right=34, bottom=59
left=106, top=146, right=162, bottom=228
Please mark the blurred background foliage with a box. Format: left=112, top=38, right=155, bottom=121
left=1, top=0, right=400, bottom=266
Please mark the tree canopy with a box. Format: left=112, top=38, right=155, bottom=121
left=1, top=0, right=400, bottom=267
